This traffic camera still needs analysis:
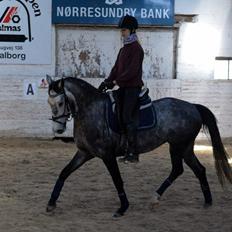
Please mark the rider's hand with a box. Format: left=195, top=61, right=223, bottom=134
left=98, top=81, right=107, bottom=92
left=104, top=81, right=115, bottom=89
left=98, top=81, right=115, bottom=93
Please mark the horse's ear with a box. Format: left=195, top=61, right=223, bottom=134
left=58, top=78, right=64, bottom=90
left=46, top=75, right=53, bottom=85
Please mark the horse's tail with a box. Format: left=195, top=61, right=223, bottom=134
left=195, top=104, right=232, bottom=186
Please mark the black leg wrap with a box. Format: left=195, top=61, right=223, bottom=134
left=49, top=179, right=64, bottom=205
left=201, top=184, right=212, bottom=204
left=156, top=178, right=172, bottom=196
left=113, top=192, right=129, bottom=217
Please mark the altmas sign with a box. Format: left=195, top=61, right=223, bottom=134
left=0, top=0, right=41, bottom=43
left=0, top=0, right=51, bottom=64
left=52, top=0, right=175, bottom=26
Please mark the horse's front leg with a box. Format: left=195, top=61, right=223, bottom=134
left=103, top=156, right=129, bottom=217
left=46, top=149, right=93, bottom=212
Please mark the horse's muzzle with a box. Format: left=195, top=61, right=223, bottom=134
left=52, top=122, right=66, bottom=134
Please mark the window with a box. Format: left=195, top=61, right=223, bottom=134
left=214, top=57, right=232, bottom=80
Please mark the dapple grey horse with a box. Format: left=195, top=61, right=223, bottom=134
left=46, top=75, right=232, bottom=217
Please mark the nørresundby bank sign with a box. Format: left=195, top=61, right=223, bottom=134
left=52, top=0, right=175, bottom=26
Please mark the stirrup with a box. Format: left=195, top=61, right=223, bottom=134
left=118, top=153, right=139, bottom=163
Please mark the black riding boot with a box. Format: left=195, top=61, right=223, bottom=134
left=115, top=95, right=128, bottom=155
left=115, top=132, right=128, bottom=156
left=117, top=87, right=140, bottom=163
left=119, top=125, right=139, bottom=163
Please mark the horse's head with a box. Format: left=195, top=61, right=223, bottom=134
left=46, top=75, right=71, bottom=134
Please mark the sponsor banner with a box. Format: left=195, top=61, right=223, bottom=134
left=52, top=0, right=174, bottom=26
left=0, top=0, right=51, bottom=64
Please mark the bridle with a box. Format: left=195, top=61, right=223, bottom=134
left=49, top=88, right=78, bottom=125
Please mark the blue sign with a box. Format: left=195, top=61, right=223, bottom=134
left=52, top=0, right=175, bottom=26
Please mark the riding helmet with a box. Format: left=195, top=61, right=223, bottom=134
left=118, top=15, right=138, bottom=30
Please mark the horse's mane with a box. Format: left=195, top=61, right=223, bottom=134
left=65, top=77, right=99, bottom=94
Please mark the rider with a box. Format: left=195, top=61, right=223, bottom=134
left=98, top=15, right=144, bottom=163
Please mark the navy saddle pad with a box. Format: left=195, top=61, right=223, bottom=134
left=107, top=88, right=157, bottom=134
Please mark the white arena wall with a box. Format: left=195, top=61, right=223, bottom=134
left=0, top=0, right=231, bottom=139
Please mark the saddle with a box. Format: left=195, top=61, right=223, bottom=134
left=107, top=88, right=157, bottom=134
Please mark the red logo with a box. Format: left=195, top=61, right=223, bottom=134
left=0, top=6, right=20, bottom=24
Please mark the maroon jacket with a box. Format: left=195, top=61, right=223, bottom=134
left=106, top=41, right=144, bottom=88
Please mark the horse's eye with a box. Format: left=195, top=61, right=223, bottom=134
left=58, top=102, right=63, bottom=107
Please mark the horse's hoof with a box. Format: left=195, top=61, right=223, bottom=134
left=46, top=203, right=56, bottom=212
left=150, top=193, right=161, bottom=210
left=112, top=207, right=127, bottom=218
left=150, top=201, right=160, bottom=210
left=113, top=211, right=124, bottom=218
left=204, top=201, right=212, bottom=208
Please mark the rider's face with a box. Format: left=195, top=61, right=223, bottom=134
left=121, top=28, right=130, bottom=38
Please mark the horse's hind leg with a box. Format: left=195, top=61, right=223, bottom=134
left=183, top=141, right=212, bottom=206
left=154, top=144, right=184, bottom=203
left=47, top=150, right=93, bottom=212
